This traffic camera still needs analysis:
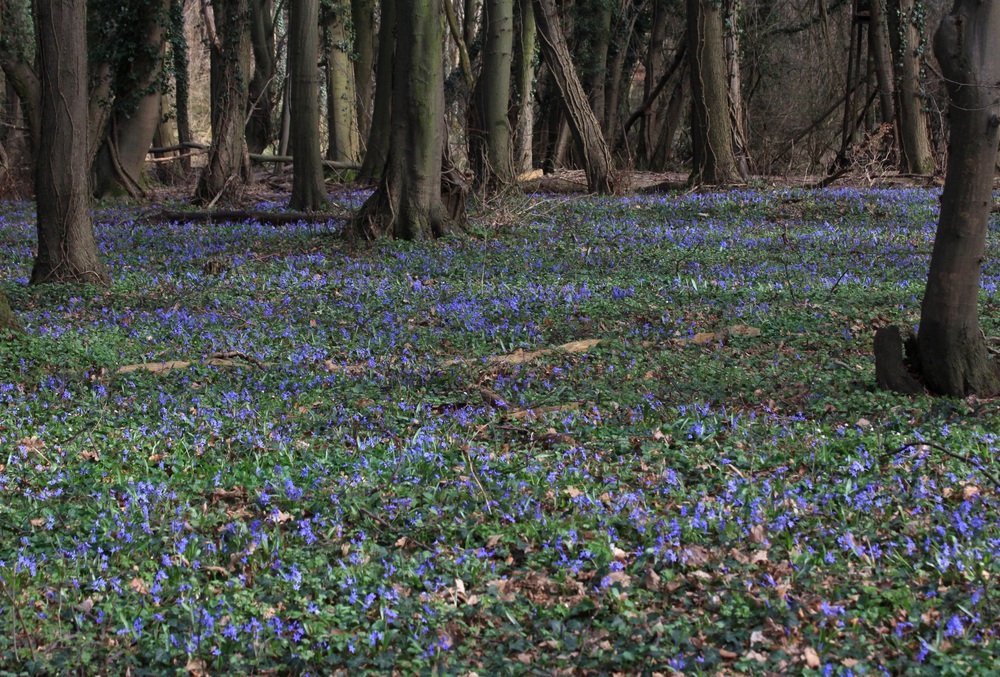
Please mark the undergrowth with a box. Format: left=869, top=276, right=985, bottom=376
left=1, top=186, right=999, bottom=675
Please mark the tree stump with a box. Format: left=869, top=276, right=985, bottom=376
left=874, top=326, right=924, bottom=395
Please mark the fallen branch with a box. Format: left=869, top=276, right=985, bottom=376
left=156, top=209, right=350, bottom=225
left=145, top=142, right=361, bottom=170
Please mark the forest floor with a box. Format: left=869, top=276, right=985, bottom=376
left=1, top=184, right=999, bottom=674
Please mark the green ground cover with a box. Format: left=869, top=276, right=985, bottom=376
left=1, top=187, right=999, bottom=674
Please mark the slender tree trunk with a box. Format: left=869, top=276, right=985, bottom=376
left=723, top=0, right=750, bottom=176
left=868, top=0, right=896, bottom=125
left=324, top=5, right=361, bottom=163
left=512, top=0, right=535, bottom=174
left=639, top=1, right=669, bottom=168
left=358, top=0, right=396, bottom=183
left=353, top=0, right=462, bottom=239
left=247, top=0, right=276, bottom=154
left=889, top=0, right=934, bottom=174
left=195, top=0, right=253, bottom=203
left=350, top=0, right=377, bottom=144
left=534, top=0, right=615, bottom=193
left=32, top=0, right=108, bottom=285
left=152, top=91, right=185, bottom=184
left=687, top=0, right=742, bottom=184
left=93, top=0, right=171, bottom=198
left=914, top=0, right=1000, bottom=396
left=171, top=0, right=193, bottom=172
left=470, top=0, right=514, bottom=191
left=289, top=0, right=328, bottom=211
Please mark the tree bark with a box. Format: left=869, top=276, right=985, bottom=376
left=247, top=0, right=276, bottom=154
left=511, top=0, right=535, bottom=174
left=32, top=0, right=108, bottom=285
left=350, top=0, right=377, bottom=144
left=357, top=0, right=396, bottom=183
left=170, top=0, right=193, bottom=172
left=723, top=0, right=751, bottom=176
left=289, top=0, right=328, bottom=211
left=687, top=0, right=742, bottom=184
left=868, top=0, right=896, bottom=126
left=470, top=0, right=514, bottom=191
left=195, top=0, right=253, bottom=204
left=638, top=2, right=670, bottom=168
left=352, top=0, right=462, bottom=239
left=324, top=4, right=361, bottom=163
left=534, top=0, right=615, bottom=193
left=915, top=0, right=1000, bottom=395
left=889, top=0, right=934, bottom=174
left=92, top=0, right=171, bottom=198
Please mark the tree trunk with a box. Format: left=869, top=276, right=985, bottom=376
left=687, top=0, right=742, bottom=184
left=534, top=0, right=615, bottom=193
left=170, top=0, right=193, bottom=172
left=723, top=0, right=751, bottom=176
left=914, top=0, right=1000, bottom=396
left=152, top=91, right=185, bottom=184
left=195, top=0, right=253, bottom=204
left=324, top=4, right=361, bottom=163
left=352, top=0, right=461, bottom=239
left=639, top=1, right=670, bottom=168
left=470, top=0, right=514, bottom=191
left=889, top=0, right=934, bottom=174
left=247, top=0, right=276, bottom=154
left=512, top=0, right=535, bottom=174
left=0, top=289, right=18, bottom=332
left=868, top=0, right=896, bottom=126
left=93, top=0, right=171, bottom=198
left=350, top=0, right=377, bottom=144
left=289, top=0, right=328, bottom=211
left=32, top=0, right=108, bottom=286
left=357, top=0, right=396, bottom=183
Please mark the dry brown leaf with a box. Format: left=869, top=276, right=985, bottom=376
left=803, top=646, right=821, bottom=668
left=750, top=524, right=768, bottom=544
left=564, top=486, right=584, bottom=498
left=80, top=450, right=100, bottom=462
left=682, top=544, right=710, bottom=566
left=485, top=534, right=503, bottom=548
left=129, top=578, right=148, bottom=595
left=607, top=571, right=631, bottom=588
left=745, top=650, right=768, bottom=663
left=185, top=658, right=209, bottom=677
left=29, top=517, right=45, bottom=527
left=509, top=402, right=581, bottom=420
left=691, top=332, right=718, bottom=345
left=719, top=649, right=739, bottom=660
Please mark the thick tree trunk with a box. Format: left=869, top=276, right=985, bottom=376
left=470, top=0, right=514, bottom=191
left=195, top=0, right=253, bottom=204
left=32, top=0, right=108, bottom=286
left=247, top=0, right=276, bottom=154
left=358, top=0, right=396, bottom=183
left=353, top=0, right=461, bottom=239
left=289, top=0, right=328, bottom=211
left=534, top=0, right=615, bottom=193
left=889, top=0, right=934, bottom=174
left=350, top=0, right=377, bottom=144
left=93, top=0, right=170, bottom=198
left=512, top=0, right=535, bottom=174
left=915, top=0, right=1000, bottom=395
left=324, top=6, right=361, bottom=163
left=688, top=0, right=742, bottom=184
